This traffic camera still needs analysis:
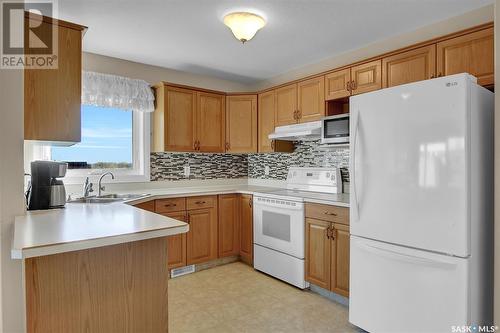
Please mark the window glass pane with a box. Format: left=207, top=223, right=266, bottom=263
left=51, top=105, right=133, bottom=169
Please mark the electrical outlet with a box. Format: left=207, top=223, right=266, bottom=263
left=264, top=165, right=270, bottom=176
left=183, top=165, right=190, bottom=177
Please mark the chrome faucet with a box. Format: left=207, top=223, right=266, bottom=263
left=98, top=172, right=115, bottom=196
left=83, top=177, right=94, bottom=198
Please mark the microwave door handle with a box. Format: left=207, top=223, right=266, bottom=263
left=351, top=111, right=360, bottom=221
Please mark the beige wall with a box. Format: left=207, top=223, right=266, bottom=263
left=495, top=0, right=500, bottom=326
left=250, top=4, right=494, bottom=91
left=0, top=65, right=26, bottom=331
left=83, top=52, right=249, bottom=92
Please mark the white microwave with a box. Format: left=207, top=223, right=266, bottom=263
left=321, top=114, right=350, bottom=144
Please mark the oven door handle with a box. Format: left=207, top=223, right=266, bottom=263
left=253, top=200, right=304, bottom=211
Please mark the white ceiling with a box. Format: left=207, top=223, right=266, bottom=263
left=58, top=0, right=493, bottom=85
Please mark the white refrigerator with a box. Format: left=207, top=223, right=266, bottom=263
left=349, top=74, right=494, bottom=333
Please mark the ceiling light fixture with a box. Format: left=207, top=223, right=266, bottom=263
left=223, top=12, right=266, bottom=43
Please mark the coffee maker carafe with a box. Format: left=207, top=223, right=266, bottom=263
left=28, top=161, right=68, bottom=210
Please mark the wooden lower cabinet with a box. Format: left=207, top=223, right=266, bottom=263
left=186, top=207, right=218, bottom=265
left=305, top=204, right=350, bottom=297
left=218, top=194, right=240, bottom=257
left=164, top=212, right=187, bottom=270
left=239, top=194, right=253, bottom=265
left=331, top=223, right=350, bottom=297
left=305, top=218, right=331, bottom=290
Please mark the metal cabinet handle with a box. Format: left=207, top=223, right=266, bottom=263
left=324, top=211, right=338, bottom=216
left=351, top=80, right=357, bottom=91
left=164, top=203, right=177, bottom=207
left=326, top=225, right=332, bottom=239
left=297, top=110, right=301, bottom=120
left=225, top=142, right=230, bottom=151
left=346, top=81, right=352, bottom=92
left=195, top=201, right=206, bottom=205
left=249, top=199, right=252, bottom=208
left=271, top=140, right=275, bottom=150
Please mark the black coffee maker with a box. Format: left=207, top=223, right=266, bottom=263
left=28, top=161, right=68, bottom=210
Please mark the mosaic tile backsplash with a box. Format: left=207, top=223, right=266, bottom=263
left=151, top=152, right=248, bottom=181
left=150, top=140, right=350, bottom=181
left=248, top=141, right=350, bottom=180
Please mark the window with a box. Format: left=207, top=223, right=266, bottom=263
left=26, top=105, right=150, bottom=184
left=52, top=105, right=134, bottom=169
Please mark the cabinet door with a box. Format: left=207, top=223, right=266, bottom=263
left=305, top=218, right=331, bottom=290
left=297, top=76, right=325, bottom=123
left=164, top=86, right=197, bottom=152
left=24, top=23, right=82, bottom=142
left=164, top=212, right=187, bottom=270
left=325, top=68, right=351, bottom=100
left=218, top=194, right=240, bottom=257
left=275, top=84, right=298, bottom=126
left=258, top=90, right=276, bottom=152
left=186, top=207, right=218, bottom=265
left=196, top=92, right=225, bottom=152
left=351, top=59, right=382, bottom=95
left=225, top=95, right=257, bottom=153
left=382, top=45, right=436, bottom=88
left=134, top=200, right=155, bottom=212
left=239, top=194, right=253, bottom=265
left=437, top=27, right=494, bottom=86
left=331, top=223, right=350, bottom=297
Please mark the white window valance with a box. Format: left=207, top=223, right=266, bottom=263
left=82, top=71, right=155, bottom=113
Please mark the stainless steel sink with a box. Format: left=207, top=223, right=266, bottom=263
left=68, top=193, right=148, bottom=204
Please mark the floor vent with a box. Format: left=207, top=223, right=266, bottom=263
left=171, top=265, right=195, bottom=278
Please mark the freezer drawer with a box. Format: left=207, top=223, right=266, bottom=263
left=349, top=236, right=469, bottom=333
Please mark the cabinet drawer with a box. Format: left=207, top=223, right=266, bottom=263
left=155, top=197, right=186, bottom=213
left=187, top=195, right=216, bottom=210
left=305, top=203, right=349, bottom=225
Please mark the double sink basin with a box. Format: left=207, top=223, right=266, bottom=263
left=69, top=193, right=148, bottom=204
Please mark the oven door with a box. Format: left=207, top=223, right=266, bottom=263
left=253, top=196, right=305, bottom=259
left=321, top=114, right=350, bottom=144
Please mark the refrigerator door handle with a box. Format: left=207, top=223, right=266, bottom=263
left=357, top=241, right=457, bottom=268
left=351, top=112, right=360, bottom=221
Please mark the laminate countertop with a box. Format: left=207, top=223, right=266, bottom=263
left=12, top=184, right=349, bottom=260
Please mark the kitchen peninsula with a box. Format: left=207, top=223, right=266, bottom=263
left=12, top=201, right=188, bottom=332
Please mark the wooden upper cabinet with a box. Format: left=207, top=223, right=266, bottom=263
left=196, top=92, right=225, bottom=152
left=305, top=218, right=331, bottom=290
left=154, top=86, right=196, bottom=152
left=258, top=90, right=294, bottom=153
left=239, top=194, right=253, bottom=265
left=297, top=76, right=325, bottom=123
left=218, top=194, right=240, bottom=258
left=382, top=45, right=436, bottom=88
left=164, top=212, right=187, bottom=270
left=331, top=223, right=350, bottom=297
left=186, top=207, right=218, bottom=265
left=325, top=68, right=351, bottom=101
left=351, top=59, right=382, bottom=95
left=275, top=84, right=298, bottom=126
left=258, top=90, right=276, bottom=152
left=225, top=95, right=257, bottom=153
left=24, top=16, right=85, bottom=143
left=437, top=27, right=494, bottom=86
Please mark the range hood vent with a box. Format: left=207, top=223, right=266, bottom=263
left=268, top=121, right=321, bottom=141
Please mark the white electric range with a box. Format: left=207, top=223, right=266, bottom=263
left=252, top=167, right=344, bottom=289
